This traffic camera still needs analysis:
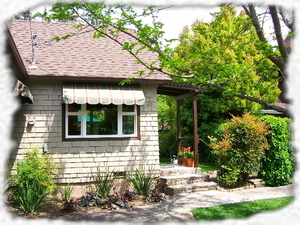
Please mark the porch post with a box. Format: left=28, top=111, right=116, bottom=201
left=177, top=99, right=182, bottom=154
left=193, top=94, right=199, bottom=167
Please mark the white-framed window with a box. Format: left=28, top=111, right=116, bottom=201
left=65, top=103, right=138, bottom=139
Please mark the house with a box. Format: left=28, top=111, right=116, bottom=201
left=7, top=19, right=175, bottom=186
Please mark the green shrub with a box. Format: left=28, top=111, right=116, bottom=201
left=159, top=129, right=177, bottom=158
left=9, top=149, right=57, bottom=214
left=209, top=113, right=270, bottom=186
left=178, top=151, right=194, bottom=158
left=59, top=183, right=74, bottom=201
left=198, top=120, right=224, bottom=165
left=127, top=167, right=156, bottom=195
left=94, top=168, right=114, bottom=199
left=259, top=116, right=294, bottom=186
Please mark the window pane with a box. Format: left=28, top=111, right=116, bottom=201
left=68, top=103, right=81, bottom=112
left=122, top=105, right=135, bottom=112
left=123, top=115, right=135, bottom=134
left=86, top=104, right=117, bottom=135
left=68, top=115, right=81, bottom=135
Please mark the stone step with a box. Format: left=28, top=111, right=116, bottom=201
left=160, top=174, right=209, bottom=186
left=160, top=165, right=201, bottom=177
left=164, top=181, right=218, bottom=196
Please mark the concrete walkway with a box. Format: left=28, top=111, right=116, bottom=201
left=61, top=184, right=294, bottom=223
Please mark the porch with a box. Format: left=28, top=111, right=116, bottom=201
left=157, top=82, right=207, bottom=167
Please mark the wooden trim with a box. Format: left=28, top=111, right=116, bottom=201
left=175, top=91, right=198, bottom=101
left=177, top=99, right=181, bottom=154
left=136, top=106, right=141, bottom=140
left=63, top=137, right=140, bottom=142
left=193, top=95, right=199, bottom=167
left=62, top=104, right=141, bottom=141
left=6, top=27, right=28, bottom=79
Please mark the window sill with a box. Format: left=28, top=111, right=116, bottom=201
left=62, top=137, right=140, bottom=141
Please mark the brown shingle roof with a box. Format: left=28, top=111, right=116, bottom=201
left=7, top=20, right=171, bottom=82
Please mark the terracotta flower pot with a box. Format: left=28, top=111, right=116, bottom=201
left=185, top=158, right=195, bottom=167
left=178, top=157, right=185, bottom=166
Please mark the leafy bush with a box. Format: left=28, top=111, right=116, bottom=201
left=259, top=116, right=294, bottom=186
left=59, top=183, right=74, bottom=201
left=94, top=168, right=114, bottom=199
left=198, top=120, right=224, bottom=165
left=178, top=150, right=194, bottom=158
left=145, top=189, right=165, bottom=203
left=78, top=189, right=136, bottom=209
left=158, top=129, right=177, bottom=158
left=127, top=167, right=157, bottom=195
left=9, top=149, right=57, bottom=214
left=209, top=113, right=270, bottom=186
left=61, top=199, right=81, bottom=212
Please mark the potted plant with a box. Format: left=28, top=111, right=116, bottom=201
left=184, top=151, right=195, bottom=167
left=177, top=151, right=186, bottom=165
left=177, top=147, right=195, bottom=167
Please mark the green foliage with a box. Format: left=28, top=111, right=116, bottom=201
left=158, top=95, right=177, bottom=158
left=172, top=5, right=280, bottom=102
left=178, top=151, right=194, bottom=158
left=9, top=149, right=57, bottom=213
left=172, top=14, right=279, bottom=161
left=127, top=167, right=156, bottom=195
left=192, top=196, right=294, bottom=221
left=59, top=184, right=74, bottom=201
left=209, top=113, right=270, bottom=186
left=259, top=116, right=294, bottom=186
left=13, top=9, right=32, bottom=20
left=159, top=130, right=177, bottom=158
left=94, top=168, right=115, bottom=199
left=172, top=6, right=279, bottom=159
left=197, top=117, right=224, bottom=165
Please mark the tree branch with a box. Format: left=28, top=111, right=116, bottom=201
left=75, top=4, right=196, bottom=79
left=242, top=4, right=286, bottom=76
left=278, top=7, right=295, bottom=32
left=269, top=6, right=289, bottom=62
left=207, top=82, right=289, bottom=116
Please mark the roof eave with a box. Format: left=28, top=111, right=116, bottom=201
left=25, top=73, right=172, bottom=84
left=6, top=23, right=29, bottom=79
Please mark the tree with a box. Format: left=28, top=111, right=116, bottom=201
left=242, top=4, right=294, bottom=104
left=13, top=10, right=32, bottom=20
left=173, top=5, right=280, bottom=110
left=32, top=2, right=291, bottom=116
left=158, top=5, right=279, bottom=163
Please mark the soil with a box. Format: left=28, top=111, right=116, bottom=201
left=6, top=194, right=171, bottom=220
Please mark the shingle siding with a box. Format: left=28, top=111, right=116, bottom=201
left=10, top=80, right=160, bottom=183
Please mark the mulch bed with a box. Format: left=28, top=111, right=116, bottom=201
left=6, top=195, right=171, bottom=219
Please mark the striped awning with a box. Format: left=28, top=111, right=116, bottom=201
left=62, top=83, right=145, bottom=105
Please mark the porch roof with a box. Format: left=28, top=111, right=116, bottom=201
left=157, top=82, right=206, bottom=97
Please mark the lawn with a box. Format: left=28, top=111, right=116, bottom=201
left=160, top=157, right=172, bottom=164
left=192, top=196, right=294, bottom=221
left=198, top=163, right=219, bottom=173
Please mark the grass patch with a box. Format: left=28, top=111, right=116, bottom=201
left=198, top=164, right=219, bottom=173
left=192, top=196, right=294, bottom=221
left=160, top=157, right=171, bottom=164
